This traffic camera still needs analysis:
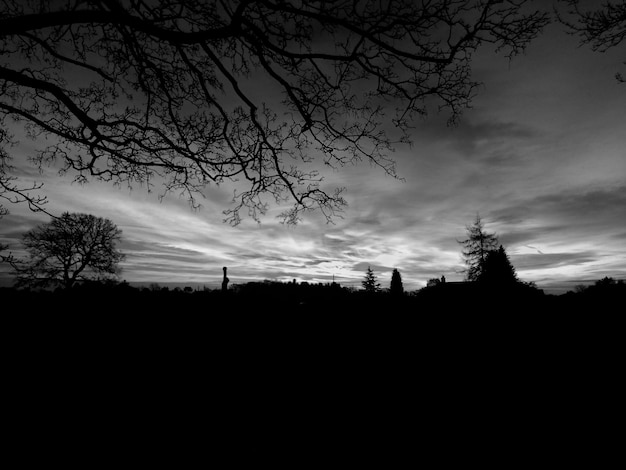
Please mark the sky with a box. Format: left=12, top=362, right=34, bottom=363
left=1, top=9, right=625, bottom=295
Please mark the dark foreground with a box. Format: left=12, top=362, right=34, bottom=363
left=2, top=277, right=624, bottom=315
left=2, top=279, right=621, bottom=460
left=2, top=279, right=622, bottom=392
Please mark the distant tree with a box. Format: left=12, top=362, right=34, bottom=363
left=574, top=284, right=588, bottom=294
left=426, top=278, right=441, bottom=288
left=478, top=245, right=519, bottom=285
left=595, top=276, right=617, bottom=287
left=390, top=268, right=404, bottom=296
left=11, top=212, right=124, bottom=289
left=0, top=1, right=549, bottom=223
left=458, top=215, right=499, bottom=282
left=362, top=266, right=381, bottom=293
left=560, top=0, right=626, bottom=82
left=575, top=276, right=626, bottom=303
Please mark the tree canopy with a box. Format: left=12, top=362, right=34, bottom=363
left=0, top=0, right=549, bottom=223
left=560, top=0, right=626, bottom=82
left=10, top=212, right=124, bottom=289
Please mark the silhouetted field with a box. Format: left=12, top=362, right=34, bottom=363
left=2, top=279, right=622, bottom=393
left=3, top=277, right=624, bottom=315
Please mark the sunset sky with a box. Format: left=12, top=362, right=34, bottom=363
left=1, top=11, right=625, bottom=295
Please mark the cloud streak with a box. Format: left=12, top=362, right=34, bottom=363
left=1, top=23, right=624, bottom=294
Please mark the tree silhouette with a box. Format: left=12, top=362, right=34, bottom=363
left=459, top=215, right=499, bottom=282
left=0, top=1, right=548, bottom=223
left=1, top=128, right=49, bottom=218
left=362, top=266, right=380, bottom=293
left=390, top=268, right=404, bottom=296
left=595, top=276, right=617, bottom=288
left=478, top=245, right=518, bottom=285
left=11, top=212, right=124, bottom=289
left=560, top=0, right=626, bottom=82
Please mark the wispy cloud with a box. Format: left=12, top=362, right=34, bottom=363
left=2, top=22, right=624, bottom=293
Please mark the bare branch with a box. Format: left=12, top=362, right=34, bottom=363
left=0, top=0, right=549, bottom=223
left=0, top=126, right=52, bottom=218
left=558, top=0, right=626, bottom=82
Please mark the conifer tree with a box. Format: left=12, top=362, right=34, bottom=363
left=479, top=245, right=519, bottom=284
left=390, top=268, right=404, bottom=296
left=362, top=266, right=381, bottom=293
left=459, top=215, right=499, bottom=282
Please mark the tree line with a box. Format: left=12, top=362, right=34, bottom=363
left=0, top=211, right=537, bottom=293
left=360, top=214, right=524, bottom=295
left=2, top=210, right=625, bottom=315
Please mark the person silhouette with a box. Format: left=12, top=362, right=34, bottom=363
left=222, top=266, right=229, bottom=292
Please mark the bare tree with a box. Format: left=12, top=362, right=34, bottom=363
left=559, top=0, right=626, bottom=82
left=0, top=1, right=549, bottom=223
left=11, top=212, right=124, bottom=289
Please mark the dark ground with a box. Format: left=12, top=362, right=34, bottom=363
left=2, top=277, right=623, bottom=313
left=2, top=279, right=621, bottom=461
left=2, top=279, right=622, bottom=346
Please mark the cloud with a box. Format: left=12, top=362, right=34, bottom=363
left=492, top=184, right=626, bottom=243
left=447, top=120, right=541, bottom=162
left=352, top=261, right=394, bottom=274
left=497, top=226, right=567, bottom=247
left=533, top=185, right=626, bottom=221
left=2, top=21, right=625, bottom=293
left=0, top=212, right=41, bottom=239
left=511, top=251, right=598, bottom=270
left=305, top=258, right=336, bottom=267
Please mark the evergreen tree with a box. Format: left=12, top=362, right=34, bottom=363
left=362, top=266, right=381, bottom=293
left=459, top=215, right=499, bottom=282
left=479, top=245, right=518, bottom=285
left=390, top=268, right=404, bottom=296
